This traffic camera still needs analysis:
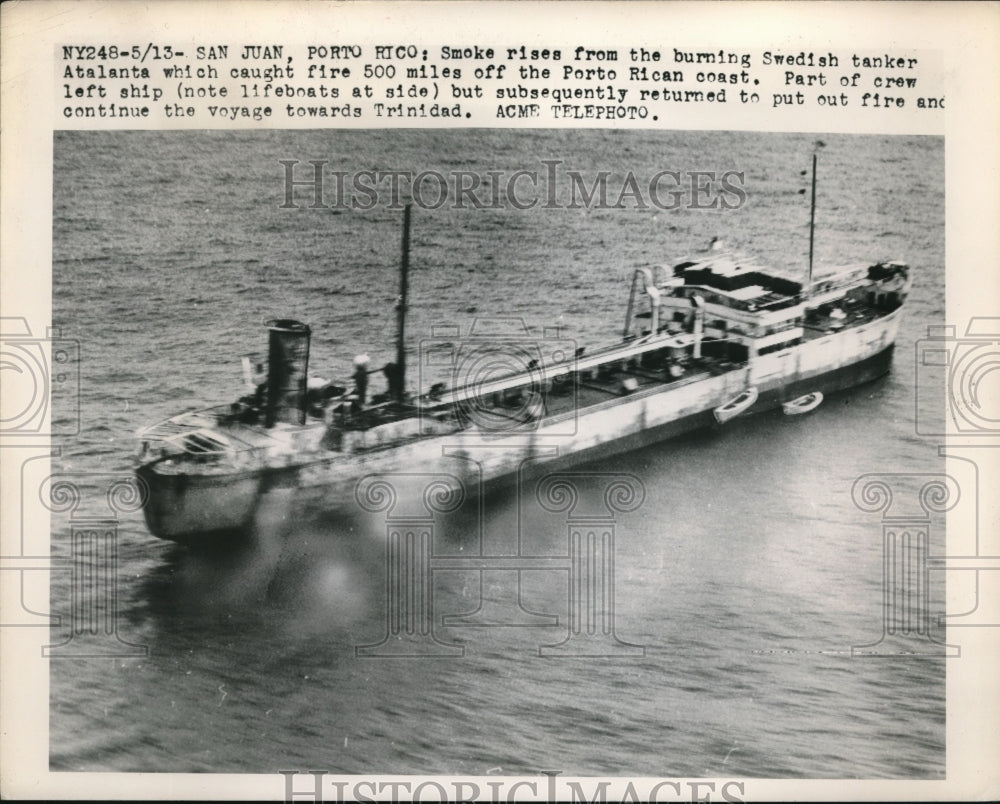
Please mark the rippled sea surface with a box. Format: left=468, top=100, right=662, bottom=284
left=50, top=130, right=945, bottom=777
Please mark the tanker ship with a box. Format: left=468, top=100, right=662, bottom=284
left=136, top=161, right=911, bottom=545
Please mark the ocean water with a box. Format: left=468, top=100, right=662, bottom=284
left=49, top=129, right=946, bottom=777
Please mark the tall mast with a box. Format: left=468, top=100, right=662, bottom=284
left=395, top=203, right=411, bottom=404
left=807, top=152, right=817, bottom=291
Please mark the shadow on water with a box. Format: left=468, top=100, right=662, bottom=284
left=134, top=508, right=387, bottom=644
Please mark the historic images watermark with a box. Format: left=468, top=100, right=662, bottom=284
left=850, top=473, right=960, bottom=657
left=1, top=319, right=146, bottom=654
left=0, top=458, right=150, bottom=656
left=914, top=317, right=1000, bottom=436
left=1, top=318, right=82, bottom=637
left=354, top=470, right=646, bottom=659
left=845, top=320, right=1000, bottom=656
left=0, top=317, right=79, bottom=437
left=911, top=318, right=1000, bottom=635
left=279, top=769, right=748, bottom=803
left=846, top=317, right=1000, bottom=656
left=278, top=159, right=747, bottom=211
left=417, top=318, right=579, bottom=437
left=40, top=473, right=150, bottom=658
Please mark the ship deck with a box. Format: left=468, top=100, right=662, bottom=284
left=141, top=298, right=898, bottom=470
left=801, top=296, right=888, bottom=340
left=543, top=358, right=736, bottom=421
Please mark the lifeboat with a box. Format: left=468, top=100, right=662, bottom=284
left=782, top=391, right=824, bottom=416
left=713, top=386, right=758, bottom=424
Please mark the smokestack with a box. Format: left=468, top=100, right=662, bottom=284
left=265, top=319, right=311, bottom=427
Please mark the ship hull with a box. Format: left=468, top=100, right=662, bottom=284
left=500, top=341, right=894, bottom=483
left=136, top=465, right=265, bottom=545
left=137, top=309, right=900, bottom=545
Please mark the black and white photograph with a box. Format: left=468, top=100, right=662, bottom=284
left=45, top=129, right=946, bottom=781
left=1, top=2, right=998, bottom=801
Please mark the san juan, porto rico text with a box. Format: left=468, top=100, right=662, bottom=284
left=60, top=44, right=940, bottom=123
